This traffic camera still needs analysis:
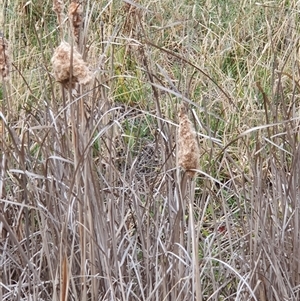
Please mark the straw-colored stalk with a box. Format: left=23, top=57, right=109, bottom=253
left=0, top=35, right=10, bottom=81
left=51, top=41, right=92, bottom=88
left=68, top=1, right=83, bottom=44
left=178, top=104, right=200, bottom=178
left=53, top=0, right=64, bottom=28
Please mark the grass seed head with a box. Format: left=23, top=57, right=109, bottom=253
left=68, top=1, right=83, bottom=44
left=51, top=41, right=92, bottom=88
left=178, top=103, right=200, bottom=178
left=0, top=35, right=10, bottom=81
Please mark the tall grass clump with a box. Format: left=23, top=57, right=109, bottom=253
left=1, top=0, right=300, bottom=300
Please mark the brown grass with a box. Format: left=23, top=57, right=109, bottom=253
left=1, top=1, right=300, bottom=300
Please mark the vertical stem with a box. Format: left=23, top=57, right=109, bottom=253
left=188, top=178, right=202, bottom=301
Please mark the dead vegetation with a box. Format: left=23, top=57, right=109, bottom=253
left=1, top=0, right=300, bottom=300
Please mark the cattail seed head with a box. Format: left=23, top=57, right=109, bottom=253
left=53, top=0, right=64, bottom=27
left=0, top=34, right=10, bottom=81
left=178, top=104, right=200, bottom=178
left=68, top=1, right=83, bottom=44
left=51, top=41, right=92, bottom=88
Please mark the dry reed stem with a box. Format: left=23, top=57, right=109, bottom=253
left=51, top=41, right=92, bottom=88
left=53, top=0, right=64, bottom=28
left=68, top=1, right=83, bottom=44
left=60, top=255, right=69, bottom=301
left=0, top=35, right=10, bottom=81
left=178, top=104, right=200, bottom=178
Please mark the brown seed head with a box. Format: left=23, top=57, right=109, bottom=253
left=0, top=35, right=10, bottom=81
left=68, top=1, right=83, bottom=44
left=53, top=0, right=64, bottom=27
left=51, top=41, right=92, bottom=88
left=178, top=104, right=200, bottom=178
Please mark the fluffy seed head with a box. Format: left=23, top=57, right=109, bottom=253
left=68, top=1, right=83, bottom=44
left=53, top=0, right=64, bottom=27
left=0, top=35, right=10, bottom=81
left=178, top=104, right=200, bottom=178
left=51, top=41, right=92, bottom=88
